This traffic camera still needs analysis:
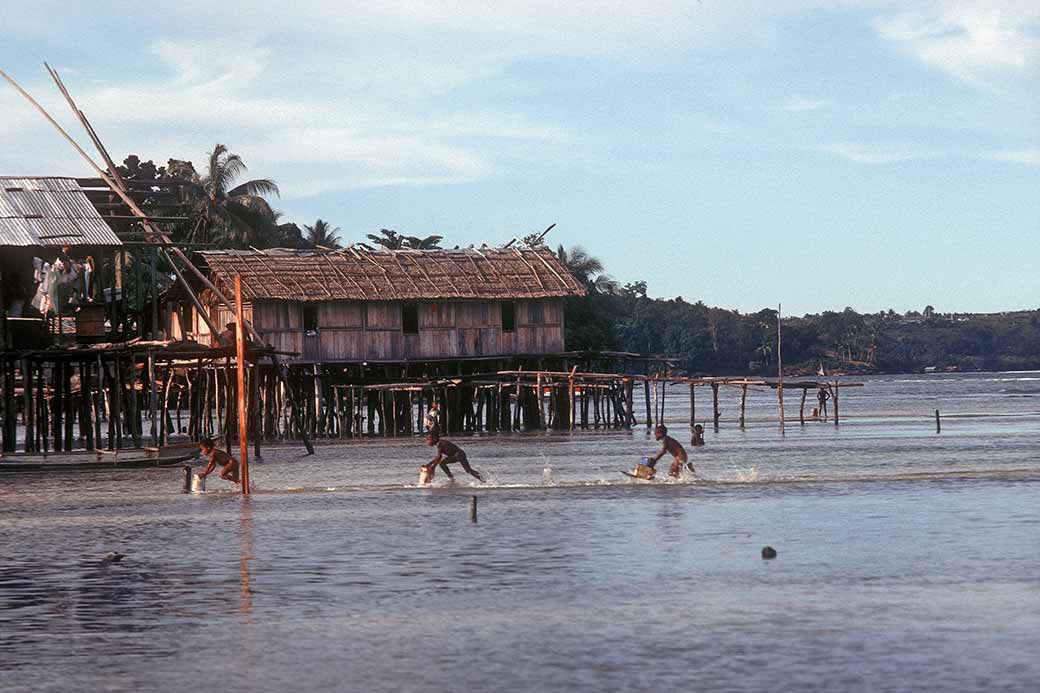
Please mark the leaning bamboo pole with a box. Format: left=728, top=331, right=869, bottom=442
left=235, top=276, right=250, bottom=496
left=5, top=65, right=317, bottom=454
left=777, top=303, right=785, bottom=433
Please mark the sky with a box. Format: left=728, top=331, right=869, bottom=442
left=1, top=0, right=1037, bottom=316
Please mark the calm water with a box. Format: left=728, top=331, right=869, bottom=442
left=2, top=372, right=1039, bottom=692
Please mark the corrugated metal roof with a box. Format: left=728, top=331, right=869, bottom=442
left=0, top=177, right=121, bottom=247
left=199, top=247, right=587, bottom=302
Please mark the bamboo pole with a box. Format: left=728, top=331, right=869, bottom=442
left=11, top=67, right=318, bottom=455
left=777, top=303, right=785, bottom=433
left=235, top=276, right=250, bottom=496
left=23, top=359, right=34, bottom=453
left=711, top=382, right=720, bottom=431
left=833, top=380, right=840, bottom=426
left=739, top=384, right=747, bottom=429
left=689, top=384, right=695, bottom=431
left=644, top=380, right=651, bottom=427
left=568, top=366, right=577, bottom=431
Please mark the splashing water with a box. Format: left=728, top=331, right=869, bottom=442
left=733, top=467, right=759, bottom=483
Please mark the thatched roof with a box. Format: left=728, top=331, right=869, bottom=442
left=0, top=177, right=121, bottom=247
left=198, top=247, right=586, bottom=302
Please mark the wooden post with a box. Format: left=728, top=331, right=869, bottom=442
left=125, top=356, right=140, bottom=448
left=148, top=353, right=158, bottom=446
left=799, top=388, right=807, bottom=426
left=689, top=384, right=696, bottom=431
left=777, top=303, right=785, bottom=434
left=23, top=359, right=34, bottom=453
left=832, top=380, right=840, bottom=427
left=1, top=358, right=14, bottom=453
left=739, top=384, right=747, bottom=429
left=235, top=275, right=250, bottom=496
left=252, top=360, right=261, bottom=458
left=568, top=367, right=576, bottom=431
left=470, top=495, right=477, bottom=523
left=711, top=382, right=720, bottom=431
left=52, top=361, right=63, bottom=451
left=624, top=378, right=634, bottom=429
left=935, top=409, right=941, bottom=434
left=643, top=380, right=651, bottom=427
left=38, top=362, right=49, bottom=453
left=652, top=379, right=659, bottom=428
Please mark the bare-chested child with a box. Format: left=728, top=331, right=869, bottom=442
left=691, top=424, right=705, bottom=447
left=420, top=433, right=484, bottom=483
left=647, top=425, right=694, bottom=477
left=197, top=437, right=241, bottom=484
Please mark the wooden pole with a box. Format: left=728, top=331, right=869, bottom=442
left=711, top=382, right=720, bottom=431
left=235, top=275, right=250, bottom=496
left=643, top=380, right=652, bottom=427
left=935, top=409, right=941, bottom=434
left=652, top=379, right=659, bottom=428
left=22, top=359, right=34, bottom=453
left=799, top=388, right=807, bottom=426
left=832, top=380, right=840, bottom=427
left=689, top=384, right=696, bottom=430
left=777, top=303, right=785, bottom=434
left=739, top=384, right=747, bottom=429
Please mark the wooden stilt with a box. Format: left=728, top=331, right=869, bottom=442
left=739, top=384, right=748, bottom=429
left=234, top=275, right=250, bottom=496
left=689, top=384, right=696, bottom=432
left=832, top=381, right=840, bottom=426
left=711, top=382, right=720, bottom=431
left=644, top=380, right=651, bottom=427
left=23, top=359, right=35, bottom=453
left=777, top=303, right=785, bottom=434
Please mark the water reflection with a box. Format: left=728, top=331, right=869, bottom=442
left=239, top=499, right=254, bottom=618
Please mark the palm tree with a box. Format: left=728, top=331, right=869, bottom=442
left=556, top=244, right=617, bottom=293
left=366, top=228, right=408, bottom=249
left=304, top=219, right=342, bottom=249
left=189, top=144, right=279, bottom=247
left=404, top=234, right=443, bottom=249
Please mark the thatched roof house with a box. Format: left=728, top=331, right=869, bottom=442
left=184, top=247, right=585, bottom=363
left=198, top=247, right=585, bottom=302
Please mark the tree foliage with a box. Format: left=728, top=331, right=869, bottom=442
left=304, top=219, right=343, bottom=249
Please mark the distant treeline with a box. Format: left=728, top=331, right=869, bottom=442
left=563, top=283, right=1040, bottom=375
left=108, top=152, right=1038, bottom=375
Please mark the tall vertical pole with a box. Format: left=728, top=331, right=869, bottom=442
left=777, top=303, right=785, bottom=434
left=235, top=275, right=250, bottom=496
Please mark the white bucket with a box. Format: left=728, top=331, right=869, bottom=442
left=191, top=473, right=206, bottom=493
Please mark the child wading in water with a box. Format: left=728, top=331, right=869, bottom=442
left=420, top=432, right=484, bottom=483
left=647, top=425, right=694, bottom=478
left=197, top=437, right=241, bottom=485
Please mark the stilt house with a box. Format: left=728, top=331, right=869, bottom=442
left=190, top=247, right=586, bottom=363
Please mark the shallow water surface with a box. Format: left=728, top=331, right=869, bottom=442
left=2, top=372, right=1039, bottom=692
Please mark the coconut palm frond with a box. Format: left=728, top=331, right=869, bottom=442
left=229, top=178, right=280, bottom=199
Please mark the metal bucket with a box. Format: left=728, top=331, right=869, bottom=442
left=191, top=473, right=206, bottom=493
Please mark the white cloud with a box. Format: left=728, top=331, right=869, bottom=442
left=782, top=96, right=830, bottom=112
left=819, top=142, right=939, bottom=164
left=988, top=148, right=1040, bottom=164
left=874, top=2, right=1040, bottom=84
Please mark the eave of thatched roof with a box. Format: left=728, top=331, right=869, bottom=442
left=198, top=247, right=586, bottom=302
